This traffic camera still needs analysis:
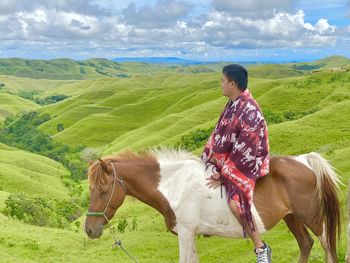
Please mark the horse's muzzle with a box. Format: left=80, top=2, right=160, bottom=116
left=84, top=224, right=103, bottom=239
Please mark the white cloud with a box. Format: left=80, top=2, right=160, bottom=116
left=121, top=0, right=192, bottom=28
left=0, top=0, right=109, bottom=16
left=211, top=0, right=296, bottom=18
left=0, top=0, right=346, bottom=59
left=199, top=10, right=337, bottom=48
left=315, top=19, right=336, bottom=34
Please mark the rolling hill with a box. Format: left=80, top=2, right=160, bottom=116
left=0, top=143, right=70, bottom=199
left=0, top=92, right=40, bottom=122
left=0, top=58, right=203, bottom=80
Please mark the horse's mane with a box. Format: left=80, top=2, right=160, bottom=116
left=88, top=160, right=110, bottom=190
left=88, top=150, right=155, bottom=188
left=150, top=147, right=201, bottom=163
left=88, top=148, right=201, bottom=189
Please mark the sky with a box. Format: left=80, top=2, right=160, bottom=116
left=0, top=0, right=349, bottom=62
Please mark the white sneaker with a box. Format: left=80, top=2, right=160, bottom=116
left=254, top=242, right=272, bottom=263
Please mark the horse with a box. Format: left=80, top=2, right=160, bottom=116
left=84, top=149, right=341, bottom=263
left=346, top=183, right=350, bottom=263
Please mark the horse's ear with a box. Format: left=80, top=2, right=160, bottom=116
left=87, top=160, right=94, bottom=166
left=98, top=158, right=109, bottom=173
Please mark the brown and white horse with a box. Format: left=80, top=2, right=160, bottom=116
left=84, top=149, right=341, bottom=263
left=346, top=184, right=350, bottom=263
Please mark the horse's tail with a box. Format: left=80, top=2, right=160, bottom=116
left=305, top=152, right=342, bottom=262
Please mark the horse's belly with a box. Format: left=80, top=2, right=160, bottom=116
left=158, top=161, right=267, bottom=238
left=196, top=189, right=267, bottom=238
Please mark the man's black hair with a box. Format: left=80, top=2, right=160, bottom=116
left=222, top=64, right=248, bottom=91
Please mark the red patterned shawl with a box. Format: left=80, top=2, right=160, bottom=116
left=202, top=89, right=270, bottom=234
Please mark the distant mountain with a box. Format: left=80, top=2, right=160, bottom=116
left=113, top=56, right=205, bottom=65
left=0, top=55, right=348, bottom=80
left=0, top=58, right=177, bottom=79
left=314, top=55, right=350, bottom=66
left=290, top=55, right=350, bottom=71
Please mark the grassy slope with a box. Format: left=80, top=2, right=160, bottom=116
left=0, top=92, right=40, bottom=122
left=248, top=64, right=305, bottom=79
left=0, top=59, right=349, bottom=262
left=301, top=55, right=350, bottom=69
left=0, top=58, right=104, bottom=80
left=26, top=66, right=349, bottom=158
left=0, top=55, right=348, bottom=81
left=35, top=73, right=223, bottom=148
left=0, top=143, right=70, bottom=199
left=0, top=75, right=77, bottom=92
left=0, top=58, right=208, bottom=80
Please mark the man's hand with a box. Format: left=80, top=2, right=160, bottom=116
left=206, top=173, right=221, bottom=189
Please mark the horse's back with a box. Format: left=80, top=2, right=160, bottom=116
left=254, top=155, right=318, bottom=229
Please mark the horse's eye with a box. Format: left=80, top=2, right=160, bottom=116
left=100, top=191, right=108, bottom=196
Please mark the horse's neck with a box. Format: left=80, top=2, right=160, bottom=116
left=123, top=160, right=173, bottom=216
left=156, top=158, right=210, bottom=204
left=123, top=158, right=206, bottom=226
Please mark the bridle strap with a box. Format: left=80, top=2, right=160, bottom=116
left=111, top=161, right=127, bottom=193
left=86, top=161, right=126, bottom=219
left=85, top=161, right=138, bottom=262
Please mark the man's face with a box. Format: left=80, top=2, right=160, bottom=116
left=221, top=74, right=235, bottom=97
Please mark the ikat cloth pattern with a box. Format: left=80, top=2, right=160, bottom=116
left=202, top=89, right=270, bottom=233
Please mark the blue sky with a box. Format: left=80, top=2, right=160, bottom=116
left=0, top=0, right=349, bottom=62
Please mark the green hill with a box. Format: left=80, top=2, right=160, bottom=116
left=29, top=67, right=349, bottom=157
left=0, top=58, right=202, bottom=80
left=248, top=64, right=305, bottom=79
left=0, top=74, right=77, bottom=92
left=3, top=56, right=337, bottom=81
left=35, top=73, right=222, bottom=148
left=0, top=92, right=40, bottom=122
left=0, top=143, right=70, bottom=199
left=291, top=55, right=350, bottom=71
left=313, top=55, right=350, bottom=68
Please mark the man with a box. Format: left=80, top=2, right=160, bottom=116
left=202, top=64, right=271, bottom=263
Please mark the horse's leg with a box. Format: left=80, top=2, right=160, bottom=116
left=283, top=214, right=314, bottom=263
left=177, top=225, right=198, bottom=263
left=346, top=223, right=350, bottom=263
left=314, top=224, right=336, bottom=263
left=346, top=186, right=350, bottom=263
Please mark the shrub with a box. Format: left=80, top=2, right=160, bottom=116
left=4, top=193, right=57, bottom=227
left=263, top=109, right=284, bottom=124
left=175, top=128, right=213, bottom=151
left=117, top=218, right=128, bottom=233
left=57, top=123, right=64, bottom=132
left=3, top=193, right=82, bottom=228
left=132, top=217, right=138, bottom=231
left=36, top=94, right=69, bottom=105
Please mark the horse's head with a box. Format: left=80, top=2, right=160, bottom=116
left=84, top=158, right=126, bottom=239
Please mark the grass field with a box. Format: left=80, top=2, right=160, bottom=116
left=0, top=143, right=70, bottom=199
left=0, top=92, right=40, bottom=122
left=0, top=56, right=349, bottom=262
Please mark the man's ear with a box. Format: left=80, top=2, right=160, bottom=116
left=98, top=158, right=109, bottom=173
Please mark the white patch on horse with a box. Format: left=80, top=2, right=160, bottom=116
left=154, top=149, right=266, bottom=238
left=294, top=155, right=313, bottom=170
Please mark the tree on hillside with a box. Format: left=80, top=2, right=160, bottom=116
left=57, top=123, right=64, bottom=132
left=176, top=128, right=213, bottom=151
left=0, top=111, right=88, bottom=182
